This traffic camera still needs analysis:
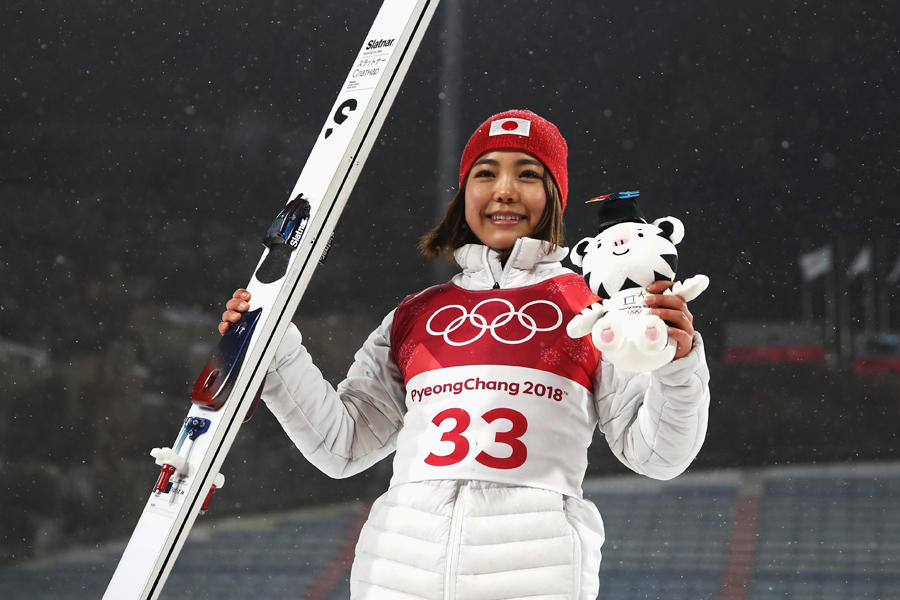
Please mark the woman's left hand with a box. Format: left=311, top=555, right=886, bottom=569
left=645, top=281, right=695, bottom=361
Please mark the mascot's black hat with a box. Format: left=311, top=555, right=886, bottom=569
left=588, top=191, right=646, bottom=233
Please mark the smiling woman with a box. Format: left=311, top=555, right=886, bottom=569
left=218, top=109, right=710, bottom=600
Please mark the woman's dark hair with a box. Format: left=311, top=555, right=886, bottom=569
left=418, top=170, right=565, bottom=263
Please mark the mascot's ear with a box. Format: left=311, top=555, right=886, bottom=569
left=570, top=237, right=592, bottom=268
left=652, top=216, right=685, bottom=245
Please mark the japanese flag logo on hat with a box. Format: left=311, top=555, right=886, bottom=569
left=489, top=117, right=532, bottom=137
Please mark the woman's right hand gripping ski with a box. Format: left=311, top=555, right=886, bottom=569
left=219, top=288, right=251, bottom=335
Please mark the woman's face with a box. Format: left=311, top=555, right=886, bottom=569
left=463, top=150, right=548, bottom=251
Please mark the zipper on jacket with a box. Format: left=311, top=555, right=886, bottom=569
left=483, top=245, right=500, bottom=289
left=497, top=238, right=525, bottom=289
left=444, top=481, right=468, bottom=600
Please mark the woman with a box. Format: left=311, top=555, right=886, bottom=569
left=221, top=110, right=710, bottom=600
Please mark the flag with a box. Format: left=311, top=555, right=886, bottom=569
left=846, top=245, right=872, bottom=280
left=798, top=245, right=833, bottom=281
left=489, top=118, right=532, bottom=137
left=887, top=253, right=900, bottom=285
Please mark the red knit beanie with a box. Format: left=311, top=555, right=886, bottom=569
left=458, top=109, right=569, bottom=211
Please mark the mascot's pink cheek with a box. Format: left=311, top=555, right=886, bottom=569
left=600, top=330, right=616, bottom=344
left=645, top=328, right=660, bottom=342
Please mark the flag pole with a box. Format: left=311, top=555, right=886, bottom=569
left=801, top=239, right=814, bottom=323
left=433, top=0, right=463, bottom=285
left=864, top=247, right=877, bottom=333
left=877, top=238, right=890, bottom=333
left=835, top=237, right=852, bottom=367
left=824, top=254, right=838, bottom=366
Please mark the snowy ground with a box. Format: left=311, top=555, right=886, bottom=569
left=2, top=461, right=898, bottom=600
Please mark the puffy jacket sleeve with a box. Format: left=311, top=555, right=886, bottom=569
left=261, top=311, right=407, bottom=479
left=593, top=331, right=710, bottom=480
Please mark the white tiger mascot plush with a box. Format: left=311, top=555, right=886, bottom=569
left=567, top=193, right=709, bottom=372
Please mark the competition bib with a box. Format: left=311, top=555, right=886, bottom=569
left=389, top=275, right=601, bottom=498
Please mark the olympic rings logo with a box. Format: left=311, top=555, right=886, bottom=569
left=425, top=299, right=563, bottom=346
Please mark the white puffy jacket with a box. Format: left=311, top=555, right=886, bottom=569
left=262, top=237, right=711, bottom=600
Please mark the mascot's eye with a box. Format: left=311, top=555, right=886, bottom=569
left=596, top=240, right=602, bottom=248
left=637, top=232, right=644, bottom=237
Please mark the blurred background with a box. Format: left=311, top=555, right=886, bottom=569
left=1, top=0, right=898, bottom=593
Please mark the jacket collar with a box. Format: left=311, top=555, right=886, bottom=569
left=452, top=238, right=569, bottom=289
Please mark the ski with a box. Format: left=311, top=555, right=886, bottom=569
left=103, top=1, right=439, bottom=598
